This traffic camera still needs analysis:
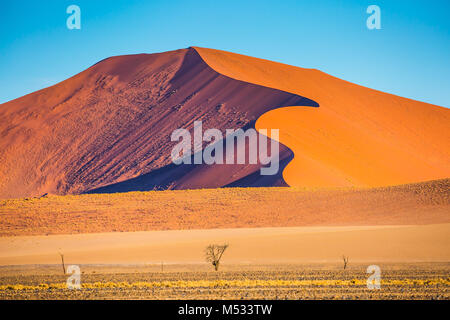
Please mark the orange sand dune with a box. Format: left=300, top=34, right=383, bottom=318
left=0, top=48, right=311, bottom=199
left=0, top=46, right=448, bottom=198
left=195, top=47, right=450, bottom=187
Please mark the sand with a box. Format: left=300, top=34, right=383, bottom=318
left=0, top=47, right=448, bottom=275
left=0, top=224, right=449, bottom=265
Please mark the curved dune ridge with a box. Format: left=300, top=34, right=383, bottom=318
left=0, top=48, right=315, bottom=199
left=194, top=47, right=450, bottom=187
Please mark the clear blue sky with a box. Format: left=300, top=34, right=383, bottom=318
left=1, top=0, right=449, bottom=106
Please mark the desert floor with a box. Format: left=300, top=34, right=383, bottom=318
left=0, top=183, right=448, bottom=299
left=0, top=263, right=448, bottom=299
left=0, top=224, right=449, bottom=299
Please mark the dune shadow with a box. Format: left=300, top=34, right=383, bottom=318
left=86, top=48, right=319, bottom=194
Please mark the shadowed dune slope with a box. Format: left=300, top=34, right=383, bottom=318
left=194, top=47, right=450, bottom=187
left=0, top=48, right=316, bottom=199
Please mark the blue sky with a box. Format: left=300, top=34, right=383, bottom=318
left=1, top=0, right=449, bottom=106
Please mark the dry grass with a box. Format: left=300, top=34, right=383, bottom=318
left=0, top=179, right=448, bottom=236
left=0, top=263, right=448, bottom=300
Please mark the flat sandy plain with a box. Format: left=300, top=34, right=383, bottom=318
left=1, top=224, right=450, bottom=265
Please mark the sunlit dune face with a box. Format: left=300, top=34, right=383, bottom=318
left=257, top=106, right=450, bottom=188
left=195, top=47, right=450, bottom=188
left=257, top=107, right=356, bottom=187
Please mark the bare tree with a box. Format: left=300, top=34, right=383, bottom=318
left=342, top=255, right=349, bottom=270
left=59, top=252, right=66, bottom=274
left=205, top=244, right=229, bottom=271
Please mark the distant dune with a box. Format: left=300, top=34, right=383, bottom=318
left=1, top=179, right=448, bottom=237
left=0, top=47, right=448, bottom=199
